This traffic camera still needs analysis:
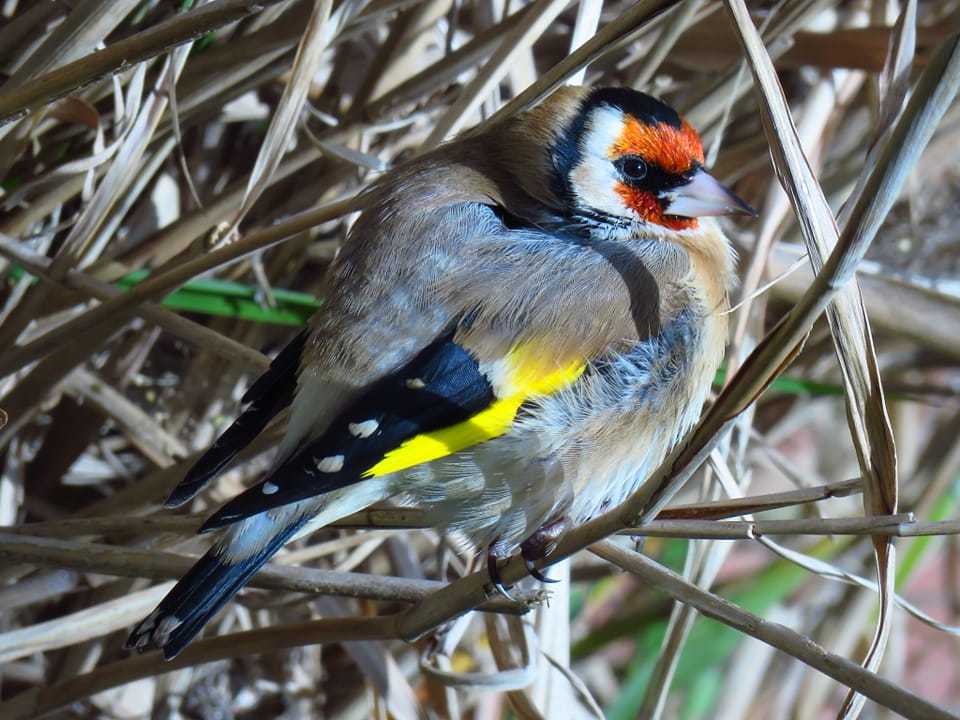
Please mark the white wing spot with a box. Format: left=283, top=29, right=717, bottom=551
left=348, top=420, right=379, bottom=438
left=262, top=481, right=279, bottom=495
left=316, top=454, right=345, bottom=473
left=405, top=378, right=426, bottom=390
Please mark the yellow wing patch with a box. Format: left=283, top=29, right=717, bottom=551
left=363, top=349, right=585, bottom=478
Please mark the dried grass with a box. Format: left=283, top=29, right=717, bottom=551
left=1, top=1, right=960, bottom=718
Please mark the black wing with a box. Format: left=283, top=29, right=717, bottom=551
left=199, top=333, right=495, bottom=532
left=164, top=329, right=309, bottom=508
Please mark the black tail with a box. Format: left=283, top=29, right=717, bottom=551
left=164, top=330, right=308, bottom=508
left=126, top=519, right=305, bottom=659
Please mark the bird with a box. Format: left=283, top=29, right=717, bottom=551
left=127, top=85, right=754, bottom=659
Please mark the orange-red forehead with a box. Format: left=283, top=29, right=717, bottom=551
left=609, top=116, right=704, bottom=174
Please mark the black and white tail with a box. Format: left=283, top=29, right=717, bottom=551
left=125, top=519, right=305, bottom=659
left=127, top=477, right=392, bottom=658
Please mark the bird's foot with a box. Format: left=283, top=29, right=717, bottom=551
left=524, top=556, right=560, bottom=584
left=486, top=543, right=515, bottom=602
left=520, top=517, right=568, bottom=584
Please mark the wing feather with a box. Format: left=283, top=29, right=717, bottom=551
left=365, top=354, right=584, bottom=477
left=165, top=329, right=309, bottom=508
left=201, top=336, right=585, bottom=530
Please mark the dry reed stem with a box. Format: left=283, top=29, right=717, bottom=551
left=424, top=0, right=571, bottom=147
left=64, top=368, right=188, bottom=466
left=0, top=195, right=359, bottom=378
left=1, top=476, right=863, bottom=541
left=234, top=0, right=334, bottom=228
left=0, top=533, right=537, bottom=611
left=478, top=0, right=681, bottom=130
left=624, top=514, right=939, bottom=539
left=722, top=3, right=900, bottom=713
left=4, top=543, right=944, bottom=719
left=589, top=540, right=958, bottom=720
left=0, top=617, right=399, bottom=720
left=0, top=583, right=174, bottom=664
left=3, top=2, right=960, bottom=717
left=0, top=233, right=270, bottom=371
left=0, top=0, right=293, bottom=126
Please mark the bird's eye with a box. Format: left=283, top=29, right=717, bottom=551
left=620, top=156, right=648, bottom=181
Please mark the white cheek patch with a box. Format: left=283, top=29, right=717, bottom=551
left=568, top=105, right=631, bottom=217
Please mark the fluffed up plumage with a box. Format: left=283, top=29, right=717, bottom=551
left=128, top=85, right=753, bottom=658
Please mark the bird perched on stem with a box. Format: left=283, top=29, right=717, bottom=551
left=128, top=86, right=754, bottom=659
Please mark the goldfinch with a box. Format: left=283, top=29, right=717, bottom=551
left=128, top=86, right=754, bottom=659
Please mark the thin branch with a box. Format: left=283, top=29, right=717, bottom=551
left=589, top=540, right=957, bottom=720
left=0, top=0, right=293, bottom=126
left=3, top=478, right=863, bottom=539
left=2, top=507, right=432, bottom=539
left=477, top=0, right=681, bottom=130
left=623, top=513, right=933, bottom=539
left=0, top=232, right=270, bottom=371
left=0, top=617, right=398, bottom=720
left=0, top=194, right=360, bottom=378
left=0, top=533, right=536, bottom=612
left=658, top=477, right=863, bottom=519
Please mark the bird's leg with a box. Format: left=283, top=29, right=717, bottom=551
left=520, top=517, right=568, bottom=583
left=486, top=540, right=515, bottom=601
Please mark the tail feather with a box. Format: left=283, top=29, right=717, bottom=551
left=126, top=519, right=305, bottom=659
left=129, top=478, right=393, bottom=659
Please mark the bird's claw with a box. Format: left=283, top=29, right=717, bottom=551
left=487, top=550, right=516, bottom=602
left=524, top=556, right=559, bottom=584
left=519, top=516, right=567, bottom=585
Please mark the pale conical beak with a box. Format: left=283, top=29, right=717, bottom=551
left=665, top=168, right=757, bottom=219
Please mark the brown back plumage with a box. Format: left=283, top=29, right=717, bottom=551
left=304, top=87, right=722, bottom=382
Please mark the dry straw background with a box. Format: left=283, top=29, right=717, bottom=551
left=0, top=0, right=959, bottom=718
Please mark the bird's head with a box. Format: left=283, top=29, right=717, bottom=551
left=539, top=87, right=755, bottom=234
